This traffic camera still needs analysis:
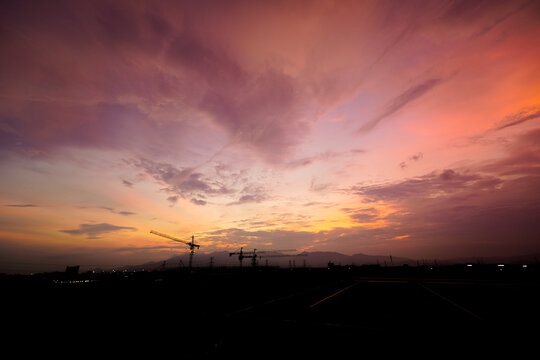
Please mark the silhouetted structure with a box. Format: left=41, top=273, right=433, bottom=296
left=65, top=265, right=79, bottom=275
left=150, top=230, right=200, bottom=270
left=229, top=248, right=305, bottom=268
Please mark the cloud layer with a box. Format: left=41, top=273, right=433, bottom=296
left=1, top=0, right=539, bottom=272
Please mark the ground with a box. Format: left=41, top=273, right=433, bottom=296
left=2, top=265, right=538, bottom=358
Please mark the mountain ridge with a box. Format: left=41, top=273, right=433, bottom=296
left=119, top=251, right=539, bottom=271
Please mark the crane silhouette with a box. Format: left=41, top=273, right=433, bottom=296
left=229, top=248, right=304, bottom=268
left=150, top=230, right=199, bottom=270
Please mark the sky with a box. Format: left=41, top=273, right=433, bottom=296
left=1, top=0, right=539, bottom=273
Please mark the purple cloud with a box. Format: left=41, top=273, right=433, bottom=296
left=100, top=207, right=136, bottom=216
left=190, top=198, right=207, bottom=206
left=400, top=152, right=424, bottom=169
left=351, top=169, right=496, bottom=202
left=60, top=223, right=137, bottom=239
left=129, top=158, right=234, bottom=203
left=344, top=127, right=540, bottom=257
left=342, top=207, right=379, bottom=223
left=228, top=194, right=267, bottom=206
left=0, top=1, right=313, bottom=164
left=494, top=107, right=540, bottom=131
left=167, top=195, right=179, bottom=207
left=481, top=127, right=540, bottom=176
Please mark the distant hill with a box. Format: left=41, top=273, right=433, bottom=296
left=121, top=250, right=415, bottom=271
left=296, top=251, right=413, bottom=267
left=117, top=250, right=540, bottom=272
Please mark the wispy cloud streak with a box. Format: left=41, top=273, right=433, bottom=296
left=357, top=78, right=442, bottom=132
left=6, top=204, right=37, bottom=208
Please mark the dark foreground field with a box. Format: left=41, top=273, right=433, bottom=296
left=2, top=265, right=539, bottom=357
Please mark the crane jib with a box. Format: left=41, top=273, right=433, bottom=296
left=150, top=230, right=199, bottom=248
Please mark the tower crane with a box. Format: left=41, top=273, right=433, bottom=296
left=229, top=247, right=249, bottom=268
left=150, top=230, right=200, bottom=270
left=229, top=248, right=304, bottom=268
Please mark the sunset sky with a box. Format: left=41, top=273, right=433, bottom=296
left=1, top=0, right=539, bottom=273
